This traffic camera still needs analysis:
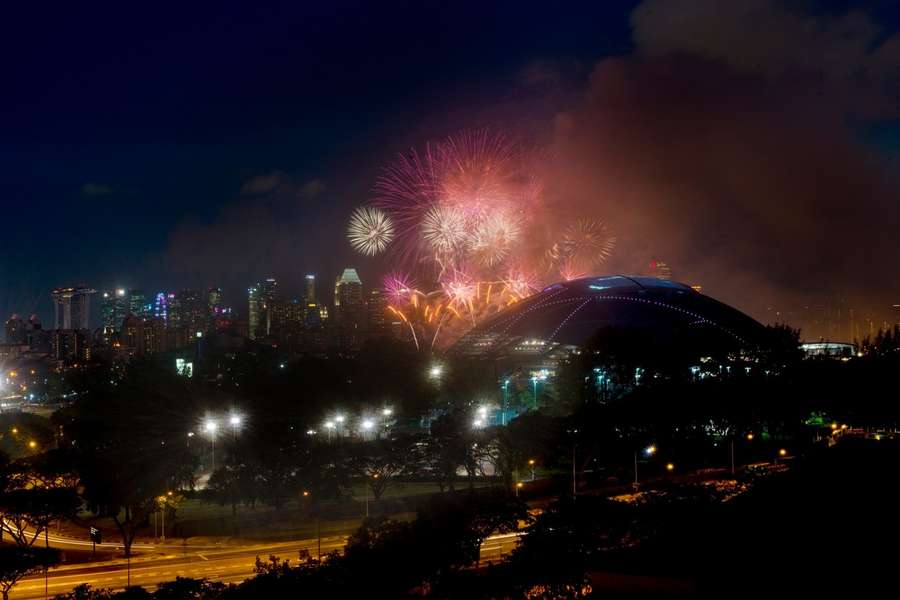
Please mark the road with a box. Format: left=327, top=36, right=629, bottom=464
left=11, top=532, right=522, bottom=598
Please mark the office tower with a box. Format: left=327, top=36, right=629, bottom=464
left=51, top=286, right=96, bottom=330
left=128, top=289, right=148, bottom=319
left=154, top=293, right=169, bottom=324
left=5, top=314, right=25, bottom=344
left=334, top=268, right=362, bottom=313
left=101, top=288, right=129, bottom=335
left=173, top=289, right=205, bottom=335
left=334, top=268, right=364, bottom=352
left=305, top=274, right=316, bottom=305
left=248, top=277, right=278, bottom=339
left=248, top=284, right=262, bottom=340
left=367, top=289, right=389, bottom=337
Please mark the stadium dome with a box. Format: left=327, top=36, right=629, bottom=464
left=452, top=275, right=766, bottom=358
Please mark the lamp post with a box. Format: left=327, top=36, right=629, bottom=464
left=229, top=414, right=242, bottom=441
left=528, top=459, right=536, bottom=481
left=204, top=419, right=218, bottom=473
left=634, top=444, right=656, bottom=491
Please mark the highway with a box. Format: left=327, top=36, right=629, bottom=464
left=10, top=532, right=522, bottom=598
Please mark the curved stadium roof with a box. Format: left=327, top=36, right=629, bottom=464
left=452, top=275, right=766, bottom=358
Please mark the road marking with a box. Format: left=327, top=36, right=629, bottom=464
left=198, top=554, right=209, bottom=561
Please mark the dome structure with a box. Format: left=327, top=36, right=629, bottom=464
left=452, top=275, right=766, bottom=359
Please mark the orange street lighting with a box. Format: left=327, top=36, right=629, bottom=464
left=302, top=490, right=310, bottom=497
left=528, top=459, right=535, bottom=466
left=28, top=440, right=37, bottom=449
left=11, top=427, right=18, bottom=434
left=666, top=463, right=675, bottom=472
left=746, top=433, right=754, bottom=441
left=778, top=448, right=787, bottom=457
left=830, top=423, right=838, bottom=430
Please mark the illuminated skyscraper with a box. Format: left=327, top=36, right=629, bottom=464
left=248, top=284, right=262, bottom=340
left=101, top=288, right=129, bottom=335
left=367, top=289, right=389, bottom=337
left=173, top=289, right=205, bottom=336
left=334, top=268, right=364, bottom=352
left=154, top=292, right=169, bottom=324
left=305, top=274, right=316, bottom=305
left=128, top=289, right=148, bottom=319
left=51, top=286, right=96, bottom=330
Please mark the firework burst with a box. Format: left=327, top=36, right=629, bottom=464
left=470, top=211, right=522, bottom=267
left=347, top=206, right=395, bottom=256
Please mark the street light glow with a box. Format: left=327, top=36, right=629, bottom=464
left=229, top=414, right=242, bottom=427
left=428, top=363, right=443, bottom=380
left=644, top=444, right=657, bottom=456
left=334, top=414, right=345, bottom=424
left=382, top=407, right=393, bottom=417
left=204, top=419, right=217, bottom=434
left=361, top=419, right=374, bottom=431
left=324, top=421, right=335, bottom=429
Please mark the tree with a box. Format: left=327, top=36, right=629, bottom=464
left=352, top=436, right=420, bottom=500
left=0, top=487, right=80, bottom=548
left=0, top=545, right=60, bottom=600
left=59, top=359, right=198, bottom=556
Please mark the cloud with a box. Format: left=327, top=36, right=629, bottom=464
left=545, top=1, right=900, bottom=331
left=631, top=0, right=900, bottom=117
left=240, top=172, right=285, bottom=195
left=298, top=178, right=326, bottom=198
left=81, top=182, right=115, bottom=196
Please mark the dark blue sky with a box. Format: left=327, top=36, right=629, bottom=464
left=2, top=0, right=899, bottom=326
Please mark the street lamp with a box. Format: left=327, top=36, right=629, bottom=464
left=229, top=413, right=242, bottom=440
left=528, top=459, right=536, bottom=481
left=515, top=481, right=524, bottom=497
left=634, top=444, right=656, bottom=491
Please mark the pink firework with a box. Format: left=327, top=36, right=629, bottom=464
left=382, top=272, right=417, bottom=304
left=441, top=269, right=477, bottom=309
left=470, top=211, right=522, bottom=267
left=559, top=257, right=588, bottom=282
left=502, top=268, right=539, bottom=299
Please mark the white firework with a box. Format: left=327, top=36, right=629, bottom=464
left=421, top=204, right=469, bottom=255
left=470, top=211, right=522, bottom=267
left=347, top=206, right=395, bottom=256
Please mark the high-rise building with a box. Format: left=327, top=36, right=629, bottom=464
left=51, top=286, right=96, bottom=330
left=334, top=268, right=364, bottom=352
left=305, top=274, right=316, bottom=305
left=334, top=268, right=362, bottom=312
left=5, top=314, right=25, bottom=344
left=101, top=288, right=129, bottom=335
left=367, top=289, right=389, bottom=337
left=154, top=292, right=169, bottom=324
left=178, top=290, right=208, bottom=337
left=248, top=284, right=262, bottom=340
left=172, top=289, right=205, bottom=336
left=248, top=277, right=278, bottom=339
left=25, top=315, right=47, bottom=351
left=129, top=289, right=148, bottom=319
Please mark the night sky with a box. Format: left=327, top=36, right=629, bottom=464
left=2, top=1, right=899, bottom=329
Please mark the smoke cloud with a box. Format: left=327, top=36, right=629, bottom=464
left=547, top=0, right=900, bottom=330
